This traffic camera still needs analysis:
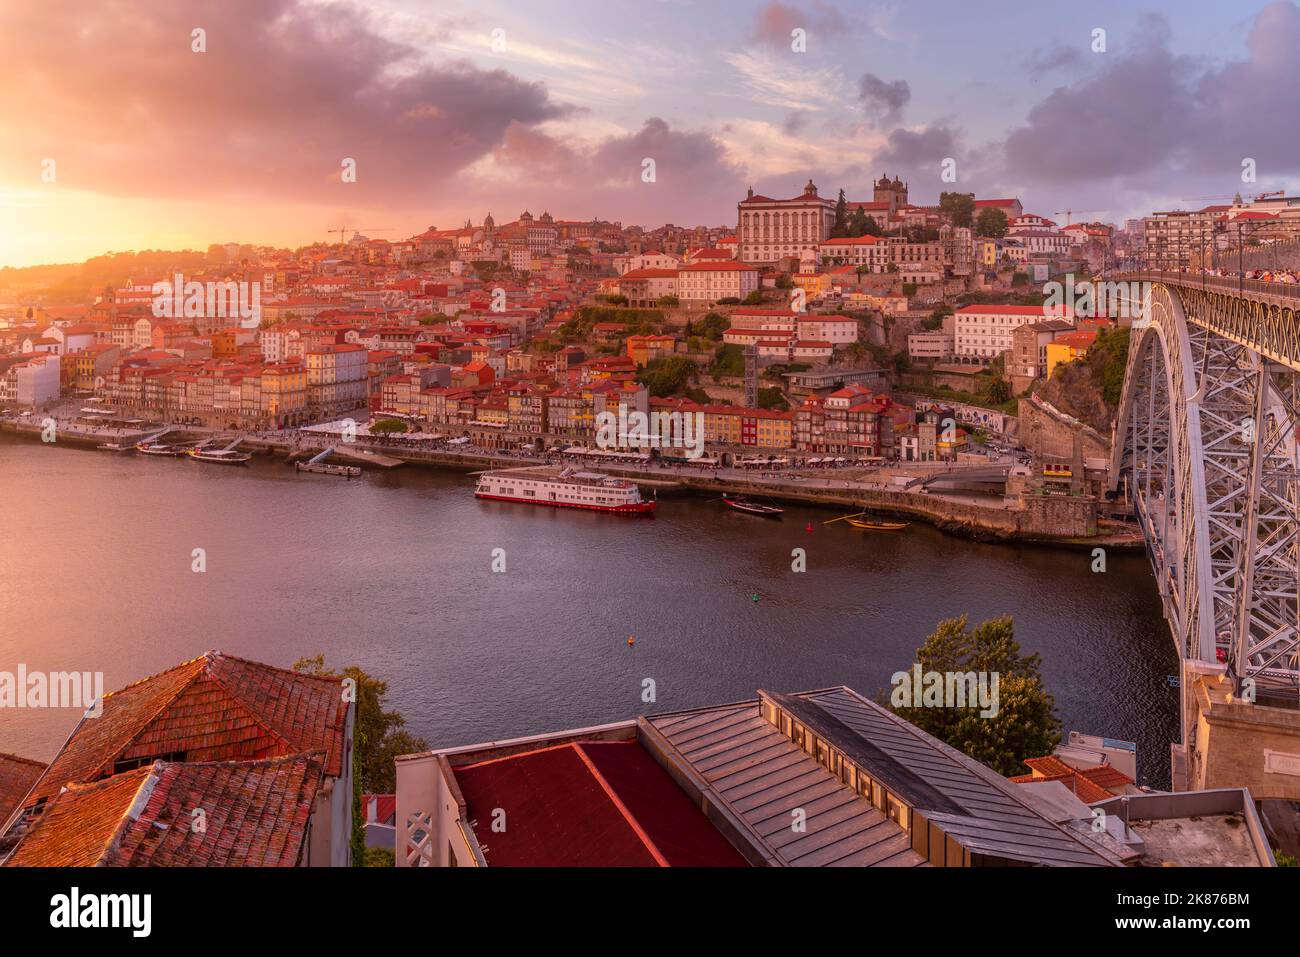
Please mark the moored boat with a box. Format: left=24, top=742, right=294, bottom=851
left=846, top=517, right=909, bottom=531
left=135, top=441, right=184, bottom=456
left=475, top=466, right=654, bottom=515
left=722, top=496, right=784, bottom=517
left=96, top=441, right=135, bottom=453
left=188, top=447, right=252, bottom=465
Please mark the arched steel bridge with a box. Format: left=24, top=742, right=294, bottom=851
left=1109, top=272, right=1300, bottom=701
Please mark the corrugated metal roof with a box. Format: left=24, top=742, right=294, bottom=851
left=646, top=701, right=926, bottom=867
left=797, top=688, right=1121, bottom=866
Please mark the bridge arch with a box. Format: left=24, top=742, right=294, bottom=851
left=1111, top=277, right=1300, bottom=695
left=1111, top=283, right=1216, bottom=665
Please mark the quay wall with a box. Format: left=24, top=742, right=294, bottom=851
left=2, top=420, right=1109, bottom=546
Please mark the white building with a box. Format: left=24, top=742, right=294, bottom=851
left=678, top=261, right=759, bottom=305
left=738, top=180, right=836, bottom=265
left=0, top=353, right=61, bottom=406
left=1007, top=215, right=1071, bottom=257
left=818, top=235, right=889, bottom=271
left=797, top=316, right=858, bottom=345
left=908, top=331, right=955, bottom=363
left=954, top=304, right=1072, bottom=363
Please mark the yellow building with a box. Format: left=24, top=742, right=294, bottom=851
left=260, top=359, right=307, bottom=425
left=626, top=334, right=676, bottom=367
left=791, top=272, right=831, bottom=301
left=1045, top=331, right=1097, bottom=378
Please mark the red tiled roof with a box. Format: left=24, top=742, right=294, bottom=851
left=22, top=652, right=350, bottom=808
left=454, top=740, right=746, bottom=867
left=5, top=754, right=325, bottom=867
left=1012, top=755, right=1133, bottom=803
left=679, top=261, right=758, bottom=271
left=957, top=304, right=1074, bottom=317
left=363, top=793, right=396, bottom=826
left=0, top=753, right=45, bottom=828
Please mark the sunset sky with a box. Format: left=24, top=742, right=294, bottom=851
left=2, top=0, right=1298, bottom=267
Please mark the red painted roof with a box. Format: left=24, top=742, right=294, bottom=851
left=454, top=740, right=746, bottom=867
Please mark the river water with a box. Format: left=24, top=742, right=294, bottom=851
left=0, top=436, right=1178, bottom=786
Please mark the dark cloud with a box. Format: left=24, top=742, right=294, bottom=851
left=1002, top=4, right=1300, bottom=189
left=857, top=73, right=910, bottom=125
left=750, top=1, right=847, bottom=48
left=782, top=111, right=811, bottom=136
left=487, top=118, right=743, bottom=224
left=876, top=125, right=958, bottom=167
left=0, top=0, right=571, bottom=204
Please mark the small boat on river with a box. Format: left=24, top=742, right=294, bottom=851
left=722, top=496, right=785, bottom=517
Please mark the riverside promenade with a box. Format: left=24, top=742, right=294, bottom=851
left=2, top=416, right=1140, bottom=550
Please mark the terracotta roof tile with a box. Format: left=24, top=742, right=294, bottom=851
left=6, top=753, right=325, bottom=867
left=23, top=652, right=348, bottom=808
left=0, top=753, right=46, bottom=828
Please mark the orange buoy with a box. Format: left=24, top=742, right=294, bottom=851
left=627, top=636, right=635, bottom=647
left=805, top=522, right=813, bottom=532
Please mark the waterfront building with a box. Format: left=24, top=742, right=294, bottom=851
left=395, top=686, right=1127, bottom=867
left=306, top=342, right=368, bottom=414
left=0, top=352, right=59, bottom=407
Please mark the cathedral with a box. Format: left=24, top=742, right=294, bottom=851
left=873, top=174, right=908, bottom=213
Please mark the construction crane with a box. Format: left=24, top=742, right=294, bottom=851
left=327, top=227, right=394, bottom=246
left=1053, top=209, right=1105, bottom=226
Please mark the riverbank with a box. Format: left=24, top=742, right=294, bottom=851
left=2, top=418, right=1141, bottom=550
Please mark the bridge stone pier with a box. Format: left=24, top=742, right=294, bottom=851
left=1110, top=273, right=1300, bottom=798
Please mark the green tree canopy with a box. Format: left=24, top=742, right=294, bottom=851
left=975, top=207, right=1009, bottom=238
left=638, top=355, right=697, bottom=397
left=292, top=655, right=429, bottom=795
left=939, top=192, right=975, bottom=229
left=888, top=615, right=1062, bottom=776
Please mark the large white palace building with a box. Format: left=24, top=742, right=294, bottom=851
left=737, top=180, right=837, bottom=265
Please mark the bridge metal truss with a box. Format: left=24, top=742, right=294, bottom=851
left=1112, top=278, right=1300, bottom=696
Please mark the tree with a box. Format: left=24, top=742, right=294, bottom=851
left=693, top=312, right=729, bottom=340
left=656, top=295, right=680, bottom=307
left=939, top=192, right=975, bottom=229
left=756, top=386, right=789, bottom=410
left=742, top=289, right=765, bottom=305
left=848, top=207, right=870, bottom=236
left=369, top=418, right=409, bottom=434
left=638, top=355, right=697, bottom=397
left=293, top=654, right=429, bottom=794
left=888, top=615, right=1062, bottom=776
left=975, top=207, right=1009, bottom=238
left=985, top=376, right=1011, bottom=404
left=832, top=189, right=849, bottom=238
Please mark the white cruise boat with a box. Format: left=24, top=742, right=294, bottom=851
left=475, top=467, right=655, bottom=515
